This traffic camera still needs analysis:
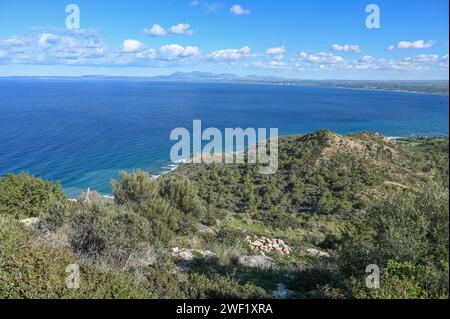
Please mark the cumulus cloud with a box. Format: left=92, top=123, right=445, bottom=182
left=230, top=4, right=250, bottom=15
left=135, top=49, right=157, bottom=59
left=121, top=39, right=144, bottom=53
left=265, top=47, right=286, bottom=55
left=158, top=44, right=200, bottom=60
left=144, top=24, right=167, bottom=37
left=331, top=44, right=361, bottom=53
left=169, top=23, right=194, bottom=36
left=388, top=40, right=435, bottom=51
left=298, top=51, right=345, bottom=64
left=298, top=51, right=308, bottom=58
left=207, top=46, right=252, bottom=61
left=1, top=27, right=447, bottom=75
left=403, top=54, right=439, bottom=63
left=0, top=28, right=108, bottom=65
left=144, top=23, right=194, bottom=37
left=190, top=1, right=223, bottom=12
left=38, top=33, right=59, bottom=46
left=253, top=60, right=287, bottom=69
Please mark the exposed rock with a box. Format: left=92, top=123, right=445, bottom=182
left=20, top=217, right=40, bottom=228
left=171, top=247, right=217, bottom=261
left=245, top=235, right=292, bottom=255
left=125, top=249, right=162, bottom=269
left=197, top=223, right=218, bottom=234
left=238, top=255, right=276, bottom=269
left=305, top=248, right=331, bottom=258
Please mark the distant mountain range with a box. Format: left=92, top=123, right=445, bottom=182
left=154, top=71, right=288, bottom=83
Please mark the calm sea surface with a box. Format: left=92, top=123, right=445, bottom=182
left=0, top=79, right=448, bottom=197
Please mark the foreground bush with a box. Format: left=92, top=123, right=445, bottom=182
left=68, top=202, right=154, bottom=261
left=0, top=218, right=152, bottom=299
left=0, top=173, right=65, bottom=219
left=0, top=218, right=268, bottom=299
left=337, top=182, right=449, bottom=299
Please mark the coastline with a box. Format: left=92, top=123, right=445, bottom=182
left=66, top=132, right=449, bottom=200
left=1, top=76, right=448, bottom=96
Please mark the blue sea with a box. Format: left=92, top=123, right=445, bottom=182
left=0, top=79, right=448, bottom=198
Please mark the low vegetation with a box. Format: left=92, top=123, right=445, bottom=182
left=0, top=131, right=448, bottom=299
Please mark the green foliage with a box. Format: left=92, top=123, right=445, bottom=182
left=354, top=261, right=449, bottom=299
left=158, top=176, right=207, bottom=218
left=0, top=173, right=65, bottom=219
left=41, top=198, right=72, bottom=231
left=176, top=130, right=386, bottom=225
left=135, top=197, right=181, bottom=244
left=1, top=132, right=448, bottom=300
left=68, top=202, right=153, bottom=260
left=252, top=206, right=301, bottom=231
left=143, top=256, right=269, bottom=299
left=0, top=218, right=152, bottom=299
left=337, top=182, right=449, bottom=299
left=112, top=171, right=158, bottom=206
left=0, top=218, right=267, bottom=299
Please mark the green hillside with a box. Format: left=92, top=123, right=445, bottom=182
left=1, top=131, right=448, bottom=299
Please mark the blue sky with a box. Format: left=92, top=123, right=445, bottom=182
left=0, top=0, right=448, bottom=79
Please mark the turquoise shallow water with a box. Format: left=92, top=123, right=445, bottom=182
left=0, top=79, right=448, bottom=197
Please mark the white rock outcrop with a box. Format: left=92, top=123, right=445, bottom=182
left=171, top=247, right=217, bottom=261
left=305, top=248, right=331, bottom=258
left=238, top=255, right=276, bottom=269
left=19, top=217, right=40, bottom=228
left=245, top=236, right=292, bottom=255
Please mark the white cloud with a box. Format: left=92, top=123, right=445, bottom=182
left=298, top=51, right=308, bottom=58
left=253, top=60, right=287, bottom=69
left=331, top=44, right=361, bottom=53
left=404, top=54, right=439, bottom=63
left=265, top=47, right=285, bottom=55
left=135, top=49, right=157, bottom=59
left=38, top=33, right=58, bottom=46
left=169, top=23, right=194, bottom=36
left=144, top=23, right=194, bottom=37
left=207, top=46, right=252, bottom=61
left=121, top=39, right=144, bottom=53
left=273, top=54, right=284, bottom=61
left=0, top=28, right=109, bottom=65
left=388, top=40, right=435, bottom=51
left=190, top=0, right=223, bottom=12
left=299, top=51, right=345, bottom=64
left=230, top=4, right=250, bottom=15
left=143, top=24, right=168, bottom=37
left=1, top=27, right=447, bottom=76
left=158, top=44, right=200, bottom=60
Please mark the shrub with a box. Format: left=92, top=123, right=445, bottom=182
left=0, top=173, right=65, bottom=219
left=337, top=182, right=449, bottom=299
left=68, top=202, right=153, bottom=260
left=112, top=171, right=158, bottom=206
left=41, top=198, right=72, bottom=231
left=143, top=256, right=269, bottom=299
left=135, top=197, right=181, bottom=245
left=353, top=261, right=449, bottom=299
left=0, top=218, right=152, bottom=299
left=158, top=176, right=207, bottom=218
left=252, top=206, right=300, bottom=231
